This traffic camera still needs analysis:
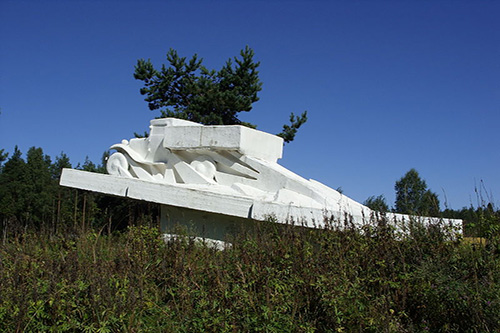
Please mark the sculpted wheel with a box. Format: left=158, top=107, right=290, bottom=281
left=106, top=152, right=129, bottom=177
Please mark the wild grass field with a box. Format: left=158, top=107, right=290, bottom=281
left=1, top=216, right=499, bottom=332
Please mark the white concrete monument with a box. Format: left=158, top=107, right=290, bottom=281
left=60, top=118, right=462, bottom=241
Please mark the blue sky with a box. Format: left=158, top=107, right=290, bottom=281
left=1, top=0, right=499, bottom=210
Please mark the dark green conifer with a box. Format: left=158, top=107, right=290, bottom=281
left=134, top=47, right=307, bottom=142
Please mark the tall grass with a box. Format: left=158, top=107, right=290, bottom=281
left=1, top=217, right=499, bottom=332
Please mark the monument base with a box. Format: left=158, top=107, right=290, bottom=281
left=160, top=204, right=257, bottom=243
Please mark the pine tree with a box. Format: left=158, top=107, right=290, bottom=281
left=24, top=147, right=54, bottom=227
left=52, top=153, right=73, bottom=232
left=51, top=152, right=71, bottom=179
left=0, top=147, right=29, bottom=226
left=134, top=46, right=307, bottom=142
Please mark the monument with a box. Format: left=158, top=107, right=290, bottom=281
left=60, top=118, right=462, bottom=242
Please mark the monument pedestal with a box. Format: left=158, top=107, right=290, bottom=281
left=160, top=204, right=256, bottom=242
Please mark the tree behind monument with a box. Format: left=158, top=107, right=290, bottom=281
left=134, top=46, right=307, bottom=142
left=394, top=168, right=440, bottom=216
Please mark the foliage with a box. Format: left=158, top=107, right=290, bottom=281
left=277, top=111, right=308, bottom=144
left=443, top=203, right=500, bottom=239
left=134, top=47, right=307, bottom=143
left=364, top=195, right=389, bottom=212
left=394, top=168, right=440, bottom=216
left=0, top=221, right=499, bottom=332
left=0, top=146, right=158, bottom=236
left=0, top=146, right=28, bottom=226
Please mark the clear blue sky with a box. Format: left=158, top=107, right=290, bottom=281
left=1, top=0, right=499, bottom=210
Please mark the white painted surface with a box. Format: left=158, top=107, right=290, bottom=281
left=60, top=118, right=463, bottom=241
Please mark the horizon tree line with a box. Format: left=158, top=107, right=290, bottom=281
left=0, top=145, right=497, bottom=238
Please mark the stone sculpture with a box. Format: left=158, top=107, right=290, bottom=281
left=60, top=118, right=462, bottom=242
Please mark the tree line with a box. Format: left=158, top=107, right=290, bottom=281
left=362, top=168, right=499, bottom=238
left=0, top=146, right=498, bottom=238
left=0, top=146, right=158, bottom=238
left=363, top=168, right=442, bottom=216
